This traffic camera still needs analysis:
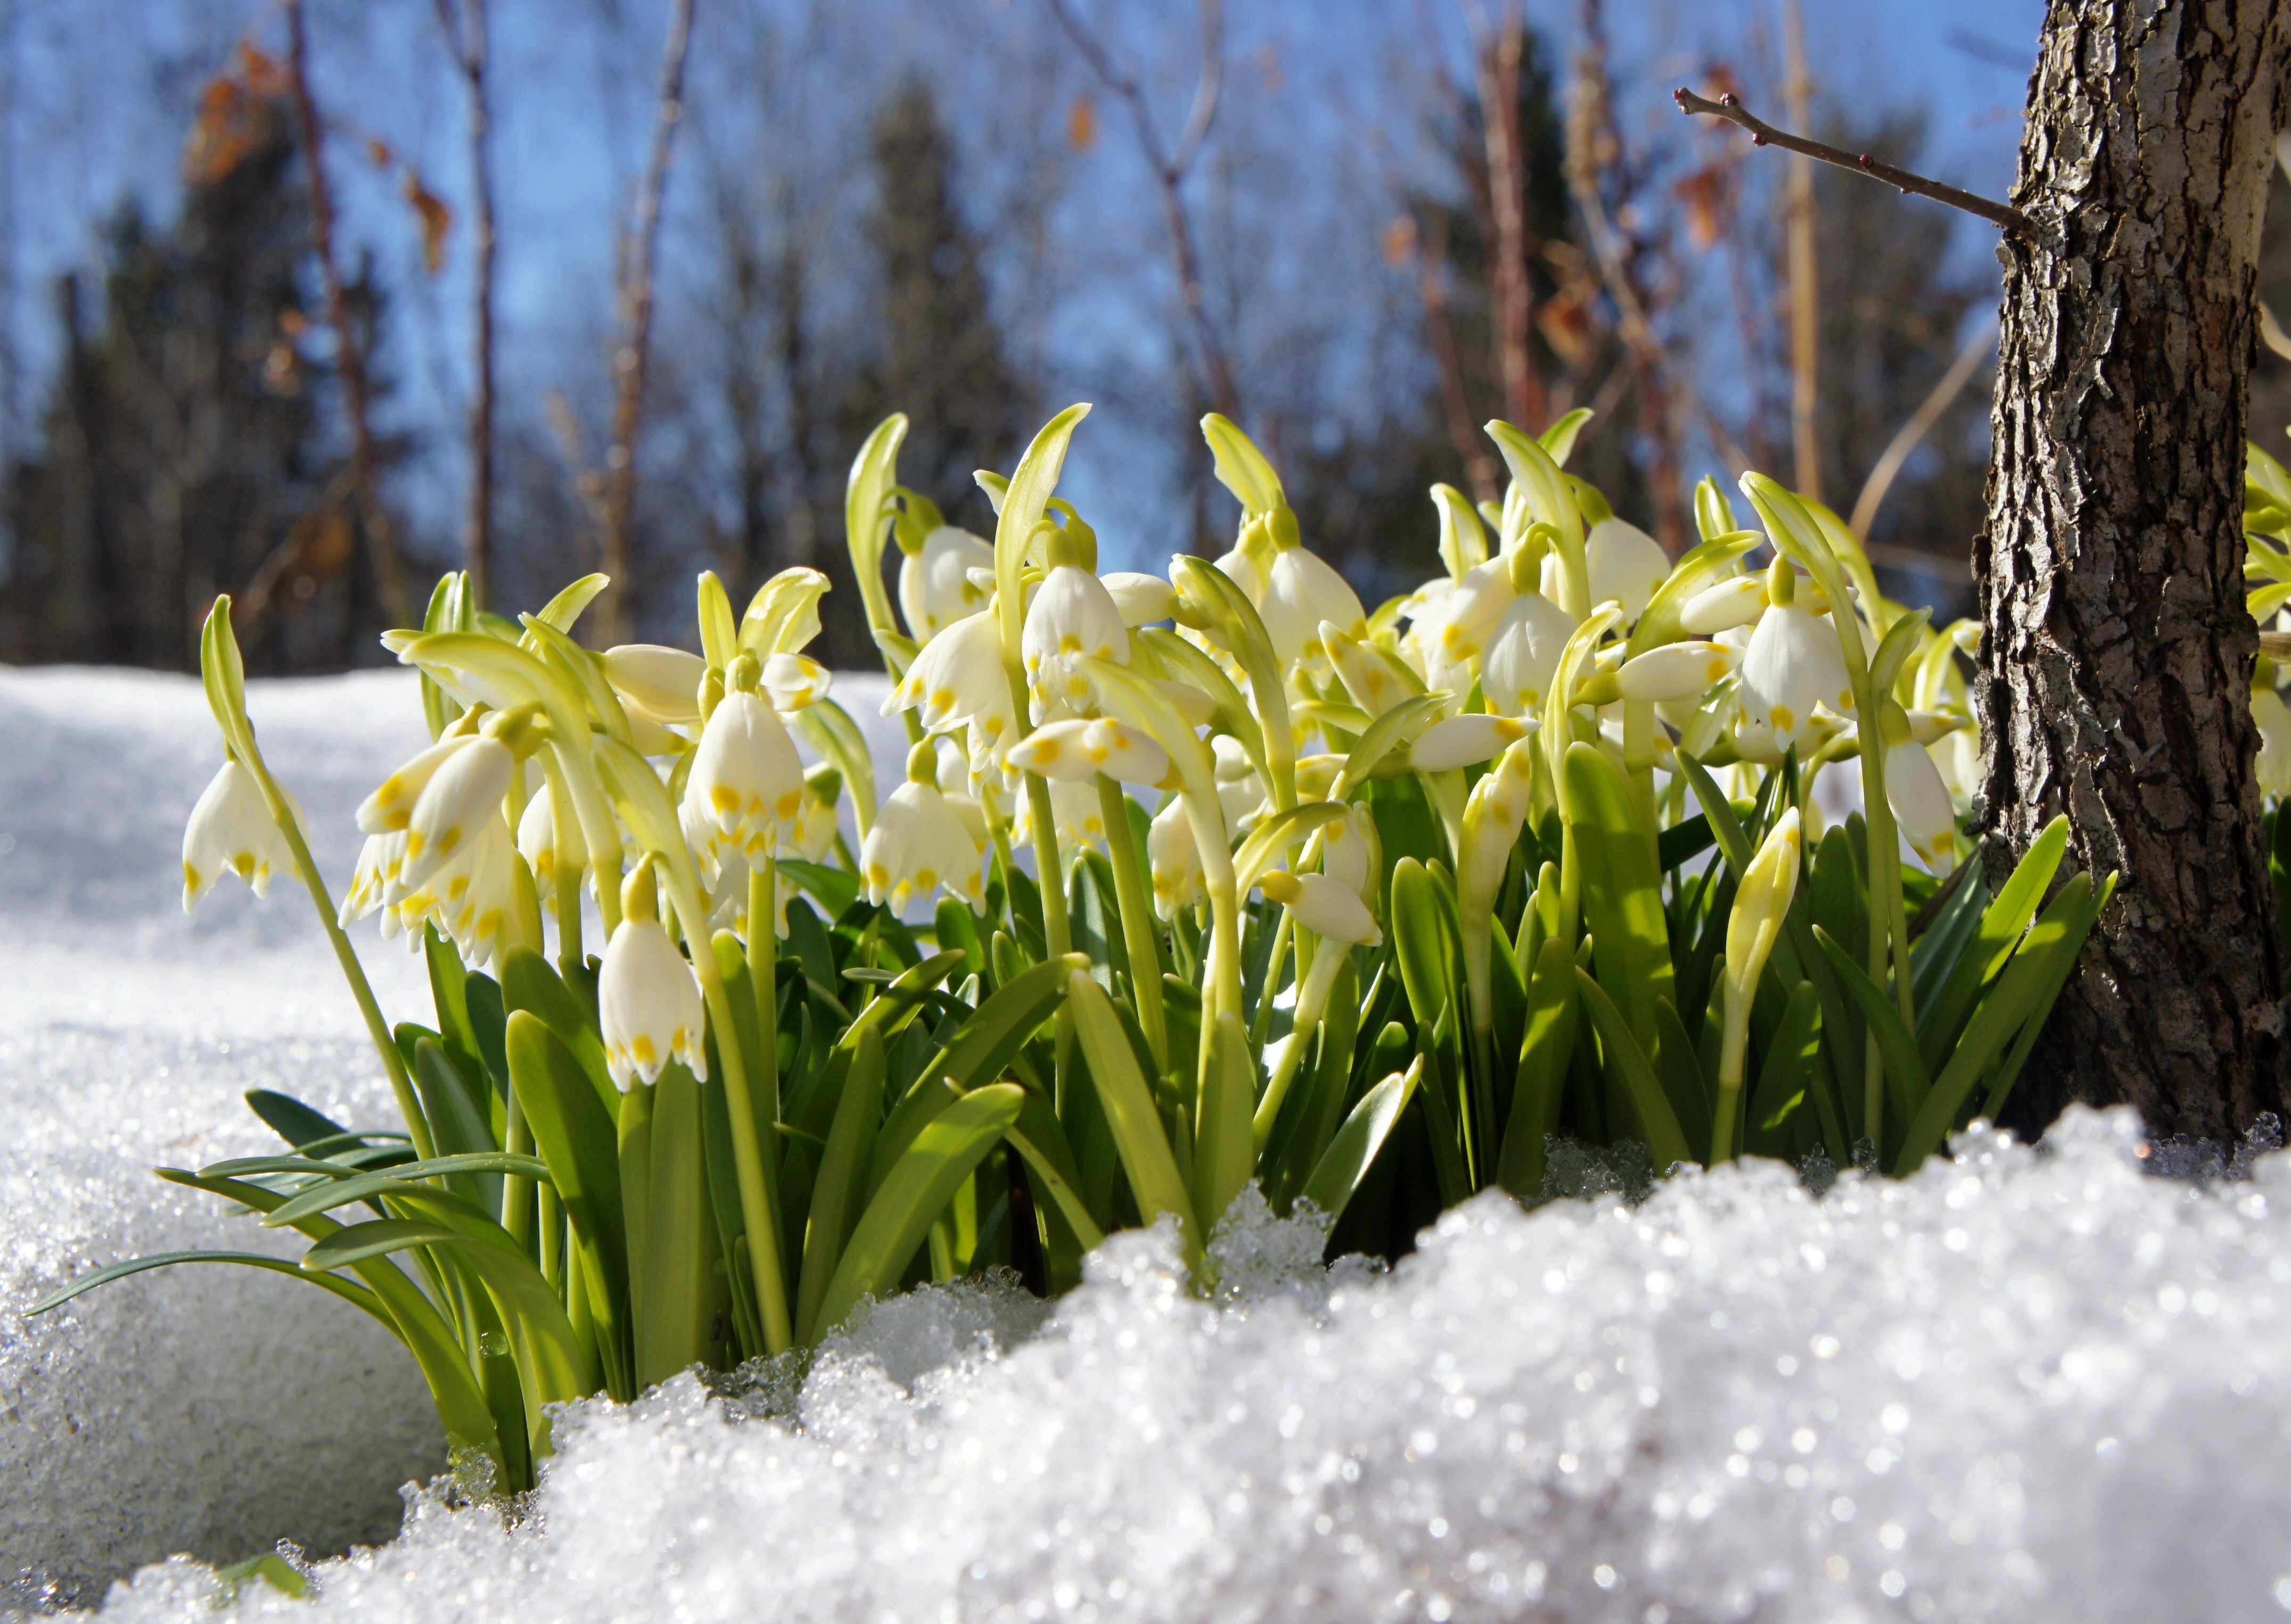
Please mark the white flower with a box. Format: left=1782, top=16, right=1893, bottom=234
left=1886, top=737, right=1959, bottom=875
left=1318, top=801, right=1377, bottom=900
left=1616, top=640, right=1737, bottom=703
left=339, top=829, right=408, bottom=927
left=1023, top=563, right=1129, bottom=720
left=1679, top=574, right=1767, bottom=635
left=885, top=609, right=1017, bottom=778
left=1258, top=546, right=1366, bottom=670
left=1148, top=796, right=1204, bottom=920
left=689, top=689, right=806, bottom=856
left=1407, top=713, right=1535, bottom=772
left=1101, top=572, right=1177, bottom=626
left=898, top=525, right=997, bottom=642
left=861, top=761, right=986, bottom=913
left=2257, top=687, right=2291, bottom=798
left=1258, top=870, right=1381, bottom=946
left=430, top=813, right=517, bottom=969
left=1212, top=734, right=1264, bottom=830
left=1323, top=623, right=1414, bottom=718
left=516, top=786, right=585, bottom=902
left=760, top=653, right=832, bottom=713
left=600, top=875, right=707, bottom=1090
left=1480, top=591, right=1580, bottom=716
left=356, top=735, right=471, bottom=835
left=1212, top=543, right=1264, bottom=605
left=1738, top=573, right=1852, bottom=750
left=183, top=760, right=293, bottom=910
left=399, top=735, right=515, bottom=891
left=603, top=644, right=707, bottom=726
left=1014, top=775, right=1111, bottom=852
left=1432, top=556, right=1515, bottom=663
left=1458, top=739, right=1538, bottom=904
left=1007, top=717, right=1171, bottom=786
left=1586, top=517, right=1671, bottom=625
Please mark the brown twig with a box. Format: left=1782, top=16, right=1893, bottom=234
left=1047, top=0, right=1240, bottom=423
left=283, top=0, right=410, bottom=628
left=1848, top=317, right=1997, bottom=540
left=1463, top=0, right=1545, bottom=433
left=1673, top=87, right=2033, bottom=234
left=596, top=0, right=697, bottom=647
left=432, top=0, right=497, bottom=611
left=1779, top=0, right=1821, bottom=503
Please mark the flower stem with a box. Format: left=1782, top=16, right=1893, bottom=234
left=1022, top=771, right=1073, bottom=958
left=1094, top=773, right=1168, bottom=1073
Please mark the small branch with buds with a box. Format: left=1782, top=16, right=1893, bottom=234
left=1673, top=87, right=2031, bottom=235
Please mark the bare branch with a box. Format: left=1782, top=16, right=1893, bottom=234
left=1846, top=316, right=1995, bottom=540
left=283, top=0, right=411, bottom=626
left=431, top=0, right=497, bottom=609
left=1673, top=87, right=2033, bottom=234
left=596, top=0, right=697, bottom=647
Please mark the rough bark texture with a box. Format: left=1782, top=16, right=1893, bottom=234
left=1978, top=0, right=2291, bottom=1139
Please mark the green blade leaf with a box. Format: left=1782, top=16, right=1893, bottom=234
left=26, top=1248, right=383, bottom=1319
left=1573, top=969, right=1694, bottom=1172
left=1744, top=980, right=1824, bottom=1159
left=1192, top=1011, right=1257, bottom=1234
left=1566, top=743, right=1673, bottom=1037
left=1499, top=934, right=1580, bottom=1199
left=1299, top=1057, right=1423, bottom=1227
left=258, top=1153, right=553, bottom=1228
left=795, top=1026, right=889, bottom=1343
left=1066, top=969, right=1197, bottom=1258
left=1814, top=924, right=1933, bottom=1130
left=505, top=1011, right=630, bottom=1394
left=810, top=1083, right=1029, bottom=1336
left=1916, top=816, right=2070, bottom=1075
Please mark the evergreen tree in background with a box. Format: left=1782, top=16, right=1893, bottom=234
left=0, top=89, right=387, bottom=672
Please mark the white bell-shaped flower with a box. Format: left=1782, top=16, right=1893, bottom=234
left=1102, top=571, right=1177, bottom=627
left=357, top=734, right=473, bottom=835
left=339, top=829, right=408, bottom=928
left=1148, top=796, right=1205, bottom=920
left=861, top=743, right=985, bottom=912
left=1211, top=733, right=1264, bottom=831
left=1407, top=713, right=1535, bottom=772
left=1679, top=574, right=1767, bottom=636
left=1259, top=543, right=1366, bottom=669
left=1458, top=738, right=1538, bottom=903
left=1008, top=717, right=1171, bottom=786
left=600, top=864, right=707, bottom=1090
left=1258, top=869, right=1382, bottom=946
left=431, top=813, right=517, bottom=969
left=183, top=759, right=294, bottom=911
left=884, top=608, right=1019, bottom=778
left=1014, top=774, right=1110, bottom=852
left=690, top=687, right=807, bottom=853
left=760, top=653, right=832, bottom=713
left=1433, top=556, right=1515, bottom=663
left=516, top=786, right=585, bottom=903
left=1480, top=590, right=1579, bottom=716
left=1586, top=517, right=1671, bottom=625
left=1212, top=543, right=1265, bottom=605
left=1023, top=548, right=1129, bottom=721
left=1887, top=736, right=1959, bottom=875
left=1738, top=564, right=1851, bottom=750
left=1616, top=640, right=1737, bottom=703
left=1396, top=575, right=1458, bottom=682
left=399, top=733, right=515, bottom=891
left=898, top=525, right=996, bottom=643
left=1318, top=801, right=1377, bottom=900
left=1323, top=623, right=1412, bottom=718
left=603, top=644, right=707, bottom=727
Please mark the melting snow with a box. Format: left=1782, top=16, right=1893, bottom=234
left=7, top=668, right=2291, bottom=1621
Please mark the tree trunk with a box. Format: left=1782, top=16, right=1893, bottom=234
left=1977, top=0, right=2291, bottom=1140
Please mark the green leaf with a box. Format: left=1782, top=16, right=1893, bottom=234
left=1192, top=1011, right=1257, bottom=1234
left=26, top=1248, right=383, bottom=1320
left=1814, top=924, right=1932, bottom=1130
left=243, top=1089, right=352, bottom=1151
left=531, top=573, right=607, bottom=636
left=1499, top=935, right=1579, bottom=1199
left=1334, top=693, right=1448, bottom=796
left=1894, top=872, right=2102, bottom=1173
left=499, top=948, right=617, bottom=1120
left=1538, top=408, right=1594, bottom=467
left=1656, top=814, right=1717, bottom=873
left=1066, top=970, right=1198, bottom=1258
left=1573, top=969, right=1694, bottom=1171
left=410, top=1036, right=500, bottom=1213
left=259, top=1154, right=552, bottom=1227
left=1299, top=1058, right=1423, bottom=1227
left=1004, top=1090, right=1107, bottom=1252
left=809, top=1083, right=1029, bottom=1336
left=1566, top=743, right=1673, bottom=1036
left=1977, top=875, right=2115, bottom=1124
left=505, top=1012, right=630, bottom=1396
left=1744, top=981, right=1824, bottom=1159
left=795, top=1026, right=889, bottom=1342
left=1651, top=996, right=1714, bottom=1161
left=792, top=700, right=878, bottom=838
left=1389, top=858, right=1458, bottom=1031
left=1201, top=411, right=1285, bottom=514
left=1916, top=817, right=2069, bottom=1075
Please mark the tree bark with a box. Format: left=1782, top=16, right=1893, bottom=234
left=1977, top=0, right=2291, bottom=1140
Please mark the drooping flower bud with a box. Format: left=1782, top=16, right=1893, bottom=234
left=1257, top=869, right=1382, bottom=946
left=1007, top=717, right=1171, bottom=786
left=1616, top=640, right=1737, bottom=703
left=1406, top=713, right=1536, bottom=772
left=600, top=862, right=707, bottom=1090
left=183, top=760, right=293, bottom=911
left=897, top=525, right=996, bottom=643
left=1726, top=806, right=1802, bottom=1008
left=860, top=743, right=986, bottom=913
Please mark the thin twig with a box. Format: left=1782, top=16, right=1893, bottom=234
left=1780, top=0, right=1821, bottom=503
left=432, top=0, right=497, bottom=610
left=1848, top=317, right=1997, bottom=540
left=1462, top=0, right=1543, bottom=431
left=283, top=0, right=411, bottom=628
left=1047, top=0, right=1240, bottom=422
left=1673, top=87, right=2033, bottom=234
left=597, top=0, right=697, bottom=647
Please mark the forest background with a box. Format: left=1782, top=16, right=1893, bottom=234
left=2, top=0, right=2288, bottom=672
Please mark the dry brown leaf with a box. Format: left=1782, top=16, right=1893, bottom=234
left=1066, top=93, right=1096, bottom=152
left=401, top=175, right=453, bottom=275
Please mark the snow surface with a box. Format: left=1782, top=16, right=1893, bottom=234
left=10, top=666, right=2291, bottom=1622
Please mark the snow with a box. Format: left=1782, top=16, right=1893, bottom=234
left=10, top=666, right=2291, bottom=1622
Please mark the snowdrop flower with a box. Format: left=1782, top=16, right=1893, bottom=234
left=1211, top=541, right=1265, bottom=605
left=1258, top=527, right=1367, bottom=671
left=182, top=759, right=294, bottom=910
left=1257, top=870, right=1381, bottom=946
left=1738, top=560, right=1851, bottom=750
left=2257, top=686, right=2291, bottom=798
left=1102, top=572, right=1177, bottom=627
left=885, top=609, right=1018, bottom=779
left=339, top=829, right=408, bottom=928
left=1007, top=716, right=1171, bottom=786
left=399, top=731, right=515, bottom=891
left=689, top=682, right=806, bottom=856
left=1886, top=728, right=1960, bottom=875
left=1432, top=555, right=1515, bottom=663
left=603, top=644, right=707, bottom=727
left=1318, top=801, right=1377, bottom=900
left=1407, top=713, right=1535, bottom=772
left=1323, top=623, right=1414, bottom=718
left=600, top=863, right=706, bottom=1090
left=1586, top=517, right=1671, bottom=625
left=357, top=733, right=473, bottom=835
left=898, top=525, right=996, bottom=642
left=760, top=653, right=832, bottom=713
left=1023, top=532, right=1129, bottom=720
left=1212, top=734, right=1265, bottom=831
left=1458, top=739, right=1538, bottom=904
left=430, top=813, right=516, bottom=969
left=1014, top=775, right=1110, bottom=852
left=1616, top=640, right=1737, bottom=703
left=1148, top=796, right=1204, bottom=920
left=1679, top=574, right=1768, bottom=636
left=1480, top=589, right=1579, bottom=716
left=862, top=743, right=985, bottom=912
left=516, top=786, right=584, bottom=902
